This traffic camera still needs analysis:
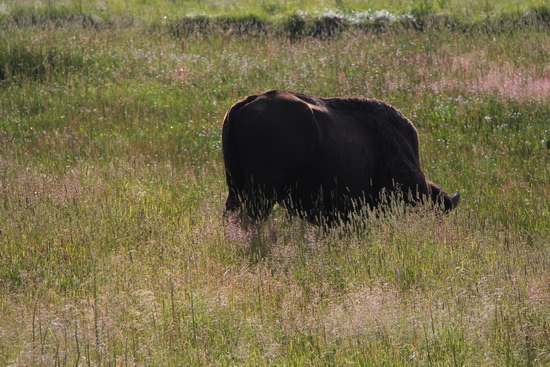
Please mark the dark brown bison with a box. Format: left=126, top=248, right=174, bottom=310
left=222, top=90, right=459, bottom=225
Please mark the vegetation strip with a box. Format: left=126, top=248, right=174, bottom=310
left=1, top=5, right=549, bottom=37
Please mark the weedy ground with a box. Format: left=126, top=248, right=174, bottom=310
left=0, top=0, right=549, bottom=365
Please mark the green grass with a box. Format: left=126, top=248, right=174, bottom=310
left=1, top=0, right=548, bottom=20
left=1, top=1, right=549, bottom=365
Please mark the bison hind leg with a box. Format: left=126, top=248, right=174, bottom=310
left=225, top=185, right=278, bottom=228
left=223, top=190, right=245, bottom=230
left=224, top=189, right=241, bottom=215
left=244, top=194, right=276, bottom=223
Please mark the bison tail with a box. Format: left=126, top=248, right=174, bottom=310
left=222, top=95, right=256, bottom=213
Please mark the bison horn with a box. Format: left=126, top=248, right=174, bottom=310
left=451, top=191, right=461, bottom=209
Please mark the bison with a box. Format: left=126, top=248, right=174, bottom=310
left=222, top=90, right=460, bottom=226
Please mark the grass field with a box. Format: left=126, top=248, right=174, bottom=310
left=0, top=0, right=549, bottom=365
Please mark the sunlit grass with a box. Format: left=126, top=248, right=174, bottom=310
left=0, top=1, right=549, bottom=365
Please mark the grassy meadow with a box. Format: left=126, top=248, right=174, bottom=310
left=1, top=0, right=549, bottom=365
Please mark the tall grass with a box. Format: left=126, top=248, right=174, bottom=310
left=1, top=1, right=549, bottom=365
